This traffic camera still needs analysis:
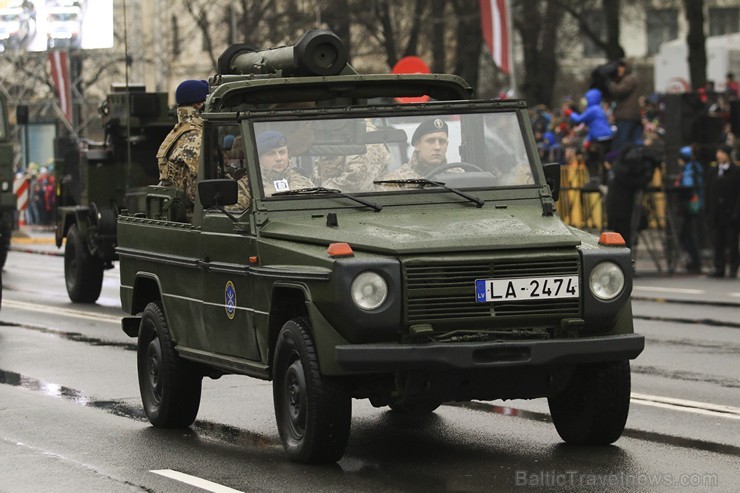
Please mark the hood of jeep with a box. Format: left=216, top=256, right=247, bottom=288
left=259, top=206, right=581, bottom=254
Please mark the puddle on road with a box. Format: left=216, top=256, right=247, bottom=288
left=0, top=368, right=275, bottom=448
left=0, top=321, right=137, bottom=351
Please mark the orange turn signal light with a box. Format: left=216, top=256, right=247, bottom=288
left=249, top=256, right=258, bottom=264
left=598, top=232, right=626, bottom=246
left=327, top=242, right=354, bottom=258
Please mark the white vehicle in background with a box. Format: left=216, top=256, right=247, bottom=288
left=654, top=33, right=740, bottom=94
left=46, top=3, right=81, bottom=49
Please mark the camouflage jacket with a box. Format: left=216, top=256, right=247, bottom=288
left=156, top=106, right=203, bottom=207
left=311, top=121, right=391, bottom=192
left=262, top=168, right=314, bottom=197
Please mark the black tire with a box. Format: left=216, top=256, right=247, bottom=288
left=273, top=318, right=351, bottom=463
left=64, top=224, right=104, bottom=303
left=0, top=212, right=12, bottom=269
left=137, top=302, right=202, bottom=428
left=548, top=360, right=631, bottom=445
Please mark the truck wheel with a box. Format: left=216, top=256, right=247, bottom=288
left=548, top=360, right=631, bottom=445
left=273, top=318, right=351, bottom=463
left=138, top=302, right=202, bottom=428
left=0, top=240, right=8, bottom=269
left=64, top=224, right=104, bottom=303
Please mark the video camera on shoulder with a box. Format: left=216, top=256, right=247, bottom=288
left=590, top=60, right=620, bottom=99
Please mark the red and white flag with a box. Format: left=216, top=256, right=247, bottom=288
left=480, top=0, right=511, bottom=74
left=49, top=50, right=72, bottom=123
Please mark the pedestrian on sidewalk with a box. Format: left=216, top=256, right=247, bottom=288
left=705, top=145, right=740, bottom=278
left=675, top=146, right=704, bottom=273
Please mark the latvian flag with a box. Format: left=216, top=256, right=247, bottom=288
left=480, top=0, right=511, bottom=74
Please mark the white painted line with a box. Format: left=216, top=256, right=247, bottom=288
left=151, top=469, right=244, bottom=493
left=729, top=293, right=740, bottom=298
left=632, top=286, right=704, bottom=295
left=631, top=392, right=740, bottom=420
left=2, top=299, right=120, bottom=324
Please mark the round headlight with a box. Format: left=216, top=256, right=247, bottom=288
left=589, top=262, right=625, bottom=300
left=351, top=271, right=388, bottom=311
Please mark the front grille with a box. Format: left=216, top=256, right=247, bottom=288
left=404, top=253, right=581, bottom=324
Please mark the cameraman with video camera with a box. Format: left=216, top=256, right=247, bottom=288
left=605, top=60, right=642, bottom=153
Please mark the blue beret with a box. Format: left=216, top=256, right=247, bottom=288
left=175, top=79, right=208, bottom=105
left=412, top=118, right=448, bottom=145
left=256, top=131, right=288, bottom=155
left=679, top=146, right=692, bottom=160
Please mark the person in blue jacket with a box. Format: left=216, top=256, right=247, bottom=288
left=675, top=145, right=704, bottom=273
left=565, top=88, right=614, bottom=184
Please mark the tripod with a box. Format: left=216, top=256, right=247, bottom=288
left=629, top=183, right=681, bottom=275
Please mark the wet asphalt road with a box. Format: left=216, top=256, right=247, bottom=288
left=0, top=247, right=738, bottom=492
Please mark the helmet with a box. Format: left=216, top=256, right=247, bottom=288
left=679, top=146, right=692, bottom=160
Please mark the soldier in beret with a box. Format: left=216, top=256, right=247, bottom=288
left=257, top=130, right=314, bottom=196
left=157, top=79, right=209, bottom=214
left=381, top=118, right=450, bottom=181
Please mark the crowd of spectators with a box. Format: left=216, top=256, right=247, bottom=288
left=529, top=69, right=739, bottom=276
left=18, top=163, right=56, bottom=226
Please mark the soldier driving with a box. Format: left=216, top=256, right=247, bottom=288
left=156, top=79, right=208, bottom=211
left=381, top=117, right=449, bottom=180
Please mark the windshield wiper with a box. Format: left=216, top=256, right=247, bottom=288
left=272, top=187, right=382, bottom=212
left=373, top=179, right=484, bottom=208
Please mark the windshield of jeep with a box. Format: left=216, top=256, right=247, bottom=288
left=253, top=111, right=535, bottom=198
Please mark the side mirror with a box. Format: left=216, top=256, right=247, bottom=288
left=198, top=179, right=238, bottom=208
left=542, top=162, right=561, bottom=202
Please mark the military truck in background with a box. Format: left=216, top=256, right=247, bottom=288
left=55, top=85, right=174, bottom=302
left=0, top=93, right=15, bottom=271
left=118, top=30, right=644, bottom=464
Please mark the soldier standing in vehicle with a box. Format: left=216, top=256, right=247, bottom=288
left=257, top=130, right=313, bottom=196
left=381, top=118, right=449, bottom=180
left=156, top=80, right=209, bottom=211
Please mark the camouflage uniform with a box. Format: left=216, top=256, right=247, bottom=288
left=156, top=106, right=203, bottom=208
left=262, top=168, right=314, bottom=196
left=222, top=175, right=252, bottom=212
left=311, top=121, right=391, bottom=192
left=376, top=151, right=452, bottom=190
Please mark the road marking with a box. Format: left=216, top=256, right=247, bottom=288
left=2, top=299, right=120, bottom=324
left=151, top=469, right=243, bottom=493
left=632, top=286, right=704, bottom=295
left=730, top=293, right=740, bottom=298
left=631, top=393, right=740, bottom=420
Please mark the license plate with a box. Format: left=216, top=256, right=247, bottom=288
left=475, top=276, right=579, bottom=303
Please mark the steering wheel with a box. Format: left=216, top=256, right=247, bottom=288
left=423, top=162, right=485, bottom=180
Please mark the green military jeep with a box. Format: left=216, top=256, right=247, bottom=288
left=118, top=30, right=644, bottom=464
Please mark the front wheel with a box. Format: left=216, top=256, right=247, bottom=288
left=137, top=302, right=202, bottom=428
left=273, top=318, right=351, bottom=463
left=64, top=224, right=104, bottom=303
left=548, top=360, right=631, bottom=445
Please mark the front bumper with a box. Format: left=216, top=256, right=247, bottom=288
left=335, top=333, right=644, bottom=372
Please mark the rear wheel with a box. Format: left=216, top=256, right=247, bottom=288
left=548, top=360, right=631, bottom=444
left=64, top=224, right=104, bottom=303
left=273, top=318, right=351, bottom=463
left=137, top=302, right=202, bottom=428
